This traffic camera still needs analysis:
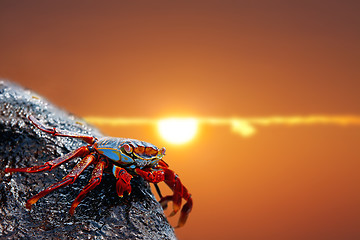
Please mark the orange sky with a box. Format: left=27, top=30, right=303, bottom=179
left=1, top=1, right=360, bottom=239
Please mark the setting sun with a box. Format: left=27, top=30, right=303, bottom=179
left=157, top=118, right=198, bottom=144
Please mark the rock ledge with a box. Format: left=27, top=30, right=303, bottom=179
left=0, top=80, right=176, bottom=240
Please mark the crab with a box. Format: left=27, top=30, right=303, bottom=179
left=5, top=115, right=193, bottom=228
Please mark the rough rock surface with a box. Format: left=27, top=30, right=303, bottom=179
left=0, top=80, right=176, bottom=240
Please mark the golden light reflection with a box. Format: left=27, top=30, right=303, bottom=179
left=84, top=115, right=360, bottom=141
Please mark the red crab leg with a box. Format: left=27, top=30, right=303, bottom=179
left=135, top=168, right=165, bottom=183
left=113, top=166, right=132, bottom=197
left=5, top=146, right=90, bottom=173
left=69, top=159, right=107, bottom=215
left=29, top=115, right=95, bottom=144
left=26, top=154, right=96, bottom=210
left=160, top=167, right=193, bottom=228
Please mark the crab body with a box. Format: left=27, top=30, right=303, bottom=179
left=94, top=137, right=165, bottom=169
left=5, top=116, right=192, bottom=228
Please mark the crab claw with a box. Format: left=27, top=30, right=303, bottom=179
left=113, top=166, right=132, bottom=197
left=116, top=178, right=132, bottom=197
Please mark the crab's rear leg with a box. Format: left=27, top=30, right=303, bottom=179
left=26, top=154, right=96, bottom=210
left=29, top=115, right=95, bottom=144
left=5, top=146, right=90, bottom=173
left=69, top=158, right=107, bottom=215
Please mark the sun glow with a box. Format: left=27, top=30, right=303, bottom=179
left=84, top=115, right=360, bottom=141
left=157, top=118, right=198, bottom=144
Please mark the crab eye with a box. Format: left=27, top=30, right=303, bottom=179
left=123, top=144, right=132, bottom=154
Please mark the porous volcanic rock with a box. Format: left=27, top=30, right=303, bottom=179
left=0, top=80, right=176, bottom=240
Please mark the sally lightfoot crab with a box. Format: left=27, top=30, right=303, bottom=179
left=5, top=115, right=193, bottom=227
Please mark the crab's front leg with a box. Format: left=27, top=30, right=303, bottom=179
left=135, top=168, right=165, bottom=183
left=136, top=165, right=192, bottom=228
left=160, top=164, right=193, bottom=228
left=112, top=165, right=132, bottom=197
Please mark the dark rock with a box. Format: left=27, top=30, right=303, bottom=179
left=0, top=81, right=176, bottom=240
